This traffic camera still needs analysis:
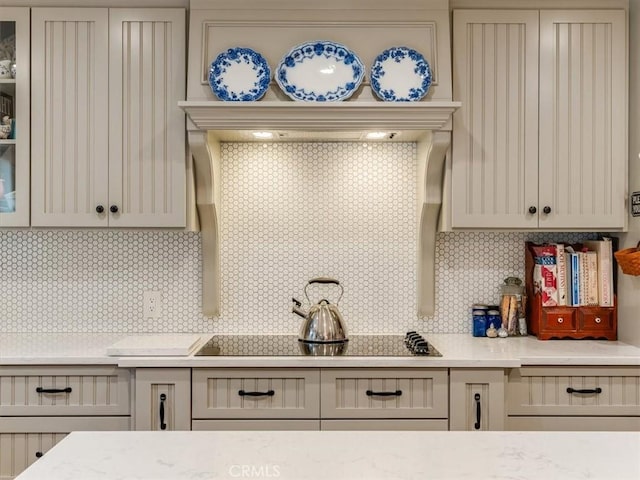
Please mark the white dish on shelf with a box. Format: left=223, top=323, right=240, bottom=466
left=275, top=41, right=364, bottom=102
left=208, top=47, right=271, bottom=101
left=370, top=47, right=432, bottom=101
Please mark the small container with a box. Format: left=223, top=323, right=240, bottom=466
left=472, top=311, right=487, bottom=337
left=486, top=309, right=501, bottom=334
left=500, top=277, right=525, bottom=336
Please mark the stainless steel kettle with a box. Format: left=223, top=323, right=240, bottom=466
left=292, top=277, right=348, bottom=343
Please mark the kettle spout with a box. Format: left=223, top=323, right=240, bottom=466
left=291, top=298, right=307, bottom=318
left=292, top=306, right=308, bottom=319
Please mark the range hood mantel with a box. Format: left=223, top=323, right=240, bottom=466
left=184, top=0, right=460, bottom=318
left=180, top=101, right=461, bottom=132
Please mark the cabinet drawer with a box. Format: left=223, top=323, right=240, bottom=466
left=192, top=419, right=319, bottom=431
left=320, top=419, right=448, bottom=431
left=578, top=309, right=614, bottom=331
left=0, top=416, right=130, bottom=480
left=507, top=367, right=640, bottom=416
left=192, top=369, right=320, bottom=419
left=507, top=416, right=640, bottom=431
left=541, top=309, right=576, bottom=332
left=0, top=366, right=130, bottom=416
left=320, top=368, right=448, bottom=419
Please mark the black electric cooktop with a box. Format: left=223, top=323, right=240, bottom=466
left=194, top=333, right=442, bottom=357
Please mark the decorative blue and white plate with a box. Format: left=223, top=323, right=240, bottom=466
left=209, top=47, right=271, bottom=101
left=275, top=41, right=365, bottom=102
left=370, top=47, right=432, bottom=102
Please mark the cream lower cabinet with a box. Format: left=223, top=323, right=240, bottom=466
left=506, top=366, right=640, bottom=431
left=319, top=368, right=449, bottom=431
left=0, top=366, right=131, bottom=480
left=30, top=8, right=186, bottom=228
left=134, top=368, right=191, bottom=431
left=191, top=368, right=449, bottom=431
left=191, top=368, right=320, bottom=431
left=449, top=369, right=506, bottom=431
left=451, top=9, right=627, bottom=230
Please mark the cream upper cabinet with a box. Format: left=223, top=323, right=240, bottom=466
left=0, top=8, right=30, bottom=227
left=31, top=8, right=186, bottom=228
left=451, top=9, right=627, bottom=230
left=538, top=10, right=626, bottom=230
left=452, top=10, right=540, bottom=229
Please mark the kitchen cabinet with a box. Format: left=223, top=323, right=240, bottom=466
left=134, top=368, right=190, bottom=431
left=320, top=368, right=449, bottom=430
left=0, top=8, right=29, bottom=227
left=320, top=368, right=448, bottom=425
left=0, top=366, right=131, bottom=479
left=191, top=368, right=449, bottom=431
left=451, top=9, right=626, bottom=230
left=192, top=368, right=320, bottom=421
left=449, top=369, right=506, bottom=431
left=30, top=8, right=186, bottom=228
left=506, top=366, right=640, bottom=431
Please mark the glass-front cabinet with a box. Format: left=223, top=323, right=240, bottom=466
left=0, top=8, right=29, bottom=226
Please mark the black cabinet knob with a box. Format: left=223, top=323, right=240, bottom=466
left=528, top=206, right=537, bottom=214
left=110, top=205, right=119, bottom=213
left=543, top=206, right=551, bottom=214
left=96, top=205, right=104, bottom=214
left=35, top=451, right=43, bottom=458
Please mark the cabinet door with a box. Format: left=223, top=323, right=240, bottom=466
left=0, top=416, right=130, bottom=480
left=449, top=369, right=505, bottom=431
left=0, top=8, right=29, bottom=227
left=452, top=10, right=539, bottom=228
left=108, top=9, right=186, bottom=227
left=135, top=368, right=191, bottom=431
left=31, top=8, right=110, bottom=227
left=538, top=10, right=626, bottom=229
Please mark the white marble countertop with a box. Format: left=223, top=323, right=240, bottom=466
left=1, top=333, right=639, bottom=367
left=15, top=430, right=640, bottom=480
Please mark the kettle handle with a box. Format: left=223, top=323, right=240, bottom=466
left=308, top=277, right=340, bottom=285
left=304, top=277, right=344, bottom=305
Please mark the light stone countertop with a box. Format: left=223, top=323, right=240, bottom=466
left=1, top=332, right=639, bottom=367
left=14, top=430, right=640, bottom=480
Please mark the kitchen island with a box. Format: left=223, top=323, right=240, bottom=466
left=14, top=430, right=640, bottom=480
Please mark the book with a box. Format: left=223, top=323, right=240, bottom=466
left=583, top=239, right=614, bottom=307
left=553, top=243, right=567, bottom=305
left=584, top=250, right=599, bottom=306
left=569, top=251, right=581, bottom=306
left=565, top=252, right=573, bottom=305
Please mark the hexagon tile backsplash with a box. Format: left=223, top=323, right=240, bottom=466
left=0, top=142, right=596, bottom=334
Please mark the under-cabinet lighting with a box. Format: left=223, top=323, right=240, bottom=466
left=252, top=131, right=274, bottom=139
left=365, top=131, right=388, bottom=139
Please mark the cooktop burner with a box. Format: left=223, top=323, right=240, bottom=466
left=195, top=333, right=442, bottom=357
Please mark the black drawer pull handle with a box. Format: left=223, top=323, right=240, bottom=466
left=474, top=393, right=481, bottom=430
left=366, top=390, right=402, bottom=397
left=159, top=393, right=167, bottom=430
left=567, top=387, right=602, bottom=395
left=35, top=451, right=43, bottom=458
left=238, top=390, right=275, bottom=397
left=36, top=387, right=72, bottom=394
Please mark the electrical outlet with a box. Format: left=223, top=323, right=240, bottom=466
left=143, top=291, right=162, bottom=318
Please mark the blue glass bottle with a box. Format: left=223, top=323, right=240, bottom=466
left=472, top=311, right=487, bottom=337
